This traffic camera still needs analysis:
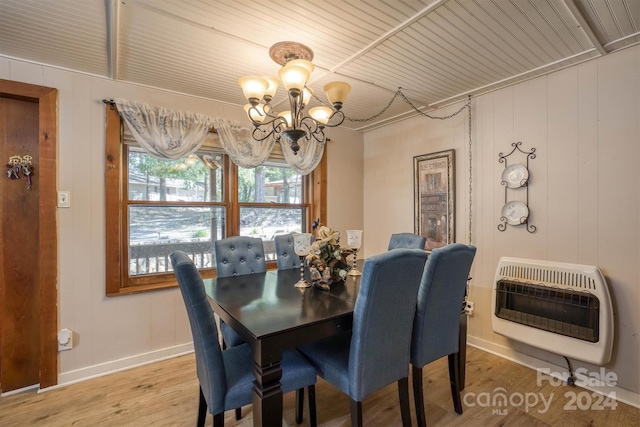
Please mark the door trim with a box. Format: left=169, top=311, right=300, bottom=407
left=0, top=79, right=58, bottom=388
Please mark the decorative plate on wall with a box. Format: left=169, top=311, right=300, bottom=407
left=501, top=201, right=529, bottom=225
left=501, top=163, right=529, bottom=188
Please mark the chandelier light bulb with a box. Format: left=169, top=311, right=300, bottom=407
left=323, top=81, right=352, bottom=109
left=302, top=87, right=313, bottom=106
left=278, top=110, right=293, bottom=127
left=238, top=76, right=269, bottom=104
left=278, top=64, right=311, bottom=93
left=285, top=59, right=314, bottom=74
left=263, top=76, right=280, bottom=101
left=309, top=106, right=333, bottom=124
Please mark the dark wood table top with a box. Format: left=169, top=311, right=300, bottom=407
left=203, top=265, right=362, bottom=351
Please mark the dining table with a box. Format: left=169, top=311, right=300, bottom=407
left=203, top=259, right=468, bottom=427
left=203, top=262, right=362, bottom=427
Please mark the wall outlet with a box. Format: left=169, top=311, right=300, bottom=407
left=465, top=301, right=475, bottom=316
left=58, top=328, right=73, bottom=351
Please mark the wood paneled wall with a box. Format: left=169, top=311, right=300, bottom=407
left=364, top=45, right=640, bottom=397
left=0, top=55, right=364, bottom=387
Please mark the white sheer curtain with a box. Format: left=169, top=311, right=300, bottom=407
left=212, top=117, right=275, bottom=168
left=280, top=136, right=325, bottom=175
left=115, top=98, right=324, bottom=174
left=115, top=98, right=213, bottom=160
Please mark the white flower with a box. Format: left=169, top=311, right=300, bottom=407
left=317, top=226, right=340, bottom=245
left=338, top=270, right=347, bottom=280
left=333, top=249, right=341, bottom=259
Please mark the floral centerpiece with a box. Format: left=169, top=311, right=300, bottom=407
left=306, top=221, right=353, bottom=290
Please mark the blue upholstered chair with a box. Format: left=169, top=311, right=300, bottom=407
left=214, top=236, right=266, bottom=349
left=274, top=233, right=315, bottom=270
left=388, top=232, right=427, bottom=251
left=170, top=251, right=317, bottom=427
left=410, top=243, right=476, bottom=427
left=274, top=234, right=301, bottom=270
left=214, top=236, right=267, bottom=277
left=299, top=249, right=428, bottom=427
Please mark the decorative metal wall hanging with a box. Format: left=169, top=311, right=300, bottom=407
left=498, top=142, right=536, bottom=233
left=6, top=155, right=34, bottom=190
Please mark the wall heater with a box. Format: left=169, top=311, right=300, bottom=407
left=492, top=257, right=613, bottom=366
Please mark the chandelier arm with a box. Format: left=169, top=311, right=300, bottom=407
left=299, top=117, right=326, bottom=144
left=323, top=110, right=345, bottom=128
left=249, top=116, right=288, bottom=142
left=310, top=126, right=326, bottom=144
left=250, top=126, right=276, bottom=143
left=245, top=103, right=281, bottom=128
left=261, top=103, right=281, bottom=119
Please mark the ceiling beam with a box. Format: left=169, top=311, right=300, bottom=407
left=106, top=0, right=120, bottom=79
left=329, top=0, right=452, bottom=76
left=562, top=0, right=607, bottom=57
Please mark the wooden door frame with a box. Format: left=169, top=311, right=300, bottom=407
left=0, top=79, right=58, bottom=388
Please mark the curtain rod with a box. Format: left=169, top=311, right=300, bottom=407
left=102, top=99, right=116, bottom=109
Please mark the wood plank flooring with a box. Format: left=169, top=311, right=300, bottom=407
left=1, top=347, right=638, bottom=426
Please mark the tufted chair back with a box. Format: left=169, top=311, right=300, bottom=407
left=170, top=251, right=227, bottom=417
left=214, top=236, right=266, bottom=278
left=410, top=243, right=476, bottom=426
left=388, top=232, right=427, bottom=251
left=274, top=234, right=300, bottom=270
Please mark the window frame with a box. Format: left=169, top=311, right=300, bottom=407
left=105, top=105, right=326, bottom=296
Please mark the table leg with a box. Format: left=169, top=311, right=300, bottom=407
left=252, top=357, right=283, bottom=427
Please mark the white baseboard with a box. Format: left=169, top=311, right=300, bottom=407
left=467, top=336, right=640, bottom=409
left=39, top=343, right=194, bottom=393
left=1, top=383, right=39, bottom=397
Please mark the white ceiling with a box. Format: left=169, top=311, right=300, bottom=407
left=1, top=0, right=638, bottom=131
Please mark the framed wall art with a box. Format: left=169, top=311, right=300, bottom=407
left=414, top=149, right=455, bottom=251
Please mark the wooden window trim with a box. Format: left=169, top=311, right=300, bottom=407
left=105, top=105, right=327, bottom=296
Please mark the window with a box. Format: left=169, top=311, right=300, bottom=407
left=105, top=105, right=326, bottom=295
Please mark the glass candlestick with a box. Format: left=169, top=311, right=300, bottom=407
left=292, top=232, right=312, bottom=288
left=346, top=230, right=363, bottom=276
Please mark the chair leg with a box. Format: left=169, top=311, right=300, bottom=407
left=459, top=312, right=468, bottom=391
left=350, top=398, right=364, bottom=427
left=295, top=388, right=304, bottom=424
left=412, top=365, right=427, bottom=427
left=448, top=353, right=463, bottom=414
left=234, top=407, right=241, bottom=420
left=308, top=385, right=317, bottom=427
left=213, top=413, right=224, bottom=427
left=398, top=377, right=411, bottom=427
left=198, top=386, right=207, bottom=427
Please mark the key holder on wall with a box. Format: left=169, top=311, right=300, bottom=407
left=497, top=142, right=536, bottom=233
left=6, top=155, right=34, bottom=190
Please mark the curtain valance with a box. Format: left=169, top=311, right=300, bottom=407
left=114, top=99, right=324, bottom=174
left=115, top=98, right=212, bottom=160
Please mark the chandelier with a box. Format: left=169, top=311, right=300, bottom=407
left=238, top=42, right=351, bottom=154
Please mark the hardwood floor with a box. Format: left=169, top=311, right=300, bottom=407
left=1, top=347, right=638, bottom=426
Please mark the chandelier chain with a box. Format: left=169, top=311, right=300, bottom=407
left=314, top=87, right=474, bottom=244
left=467, top=95, right=472, bottom=246
left=329, top=88, right=468, bottom=122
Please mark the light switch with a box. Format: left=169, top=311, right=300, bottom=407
left=57, top=191, right=70, bottom=208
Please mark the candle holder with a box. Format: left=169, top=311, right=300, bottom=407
left=292, top=232, right=312, bottom=288
left=346, top=230, right=363, bottom=276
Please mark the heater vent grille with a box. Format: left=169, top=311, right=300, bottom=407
left=492, top=257, right=613, bottom=365
left=495, top=279, right=599, bottom=342
left=498, top=265, right=596, bottom=290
